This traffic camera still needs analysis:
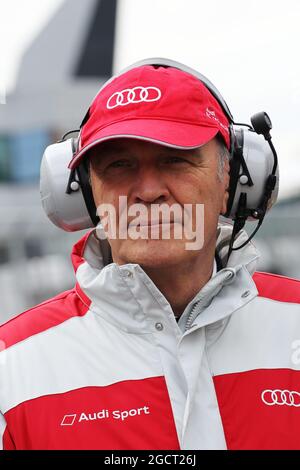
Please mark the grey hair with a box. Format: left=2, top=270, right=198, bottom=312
left=216, top=135, right=230, bottom=180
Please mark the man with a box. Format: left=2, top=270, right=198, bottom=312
left=1, top=60, right=300, bottom=450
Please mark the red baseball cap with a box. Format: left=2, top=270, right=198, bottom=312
left=69, top=65, right=230, bottom=169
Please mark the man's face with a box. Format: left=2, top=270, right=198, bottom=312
left=89, top=138, right=229, bottom=268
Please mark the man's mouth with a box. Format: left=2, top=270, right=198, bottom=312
left=128, top=220, right=179, bottom=228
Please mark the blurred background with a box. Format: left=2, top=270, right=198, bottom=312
left=0, top=0, right=300, bottom=324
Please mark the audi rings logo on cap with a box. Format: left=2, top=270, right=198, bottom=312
left=261, top=389, right=300, bottom=407
left=107, top=86, right=162, bottom=109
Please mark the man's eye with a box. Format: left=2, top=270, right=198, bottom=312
left=107, top=160, right=132, bottom=169
left=164, top=157, right=187, bottom=164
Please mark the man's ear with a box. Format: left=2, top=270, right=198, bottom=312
left=221, top=189, right=229, bottom=215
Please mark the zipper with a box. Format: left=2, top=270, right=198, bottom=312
left=184, top=269, right=236, bottom=332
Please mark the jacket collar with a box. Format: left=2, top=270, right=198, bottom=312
left=71, top=223, right=260, bottom=333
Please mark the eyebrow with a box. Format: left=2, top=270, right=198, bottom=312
left=158, top=146, right=203, bottom=158
left=91, top=143, right=127, bottom=157
left=89, top=142, right=204, bottom=165
left=88, top=144, right=128, bottom=167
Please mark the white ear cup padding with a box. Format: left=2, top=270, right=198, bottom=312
left=228, top=128, right=279, bottom=220
left=40, top=139, right=93, bottom=232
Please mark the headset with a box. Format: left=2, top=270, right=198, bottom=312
left=40, top=58, right=279, bottom=256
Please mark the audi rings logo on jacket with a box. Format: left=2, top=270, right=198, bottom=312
left=261, top=389, right=300, bottom=407
left=106, top=86, right=162, bottom=109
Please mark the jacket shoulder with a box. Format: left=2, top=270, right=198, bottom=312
left=253, top=271, right=300, bottom=303
left=0, top=287, right=90, bottom=351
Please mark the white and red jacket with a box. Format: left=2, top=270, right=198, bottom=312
left=1, top=225, right=300, bottom=450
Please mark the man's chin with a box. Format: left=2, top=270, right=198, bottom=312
left=114, top=239, right=195, bottom=268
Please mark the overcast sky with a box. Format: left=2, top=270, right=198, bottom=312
left=1, top=0, right=300, bottom=198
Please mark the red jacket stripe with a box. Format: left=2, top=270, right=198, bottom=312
left=0, top=289, right=90, bottom=350
left=214, top=368, right=300, bottom=450
left=3, top=378, right=180, bottom=450
left=253, top=271, right=300, bottom=303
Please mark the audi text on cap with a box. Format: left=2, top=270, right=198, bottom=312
left=68, top=65, right=230, bottom=169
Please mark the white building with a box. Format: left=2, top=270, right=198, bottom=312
left=0, top=0, right=117, bottom=322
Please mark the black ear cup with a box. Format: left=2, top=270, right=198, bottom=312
left=76, top=161, right=99, bottom=227
left=225, top=128, right=244, bottom=218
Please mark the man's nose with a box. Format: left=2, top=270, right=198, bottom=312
left=132, top=167, right=170, bottom=203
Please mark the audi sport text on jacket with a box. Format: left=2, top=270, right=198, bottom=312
left=1, top=225, right=300, bottom=450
